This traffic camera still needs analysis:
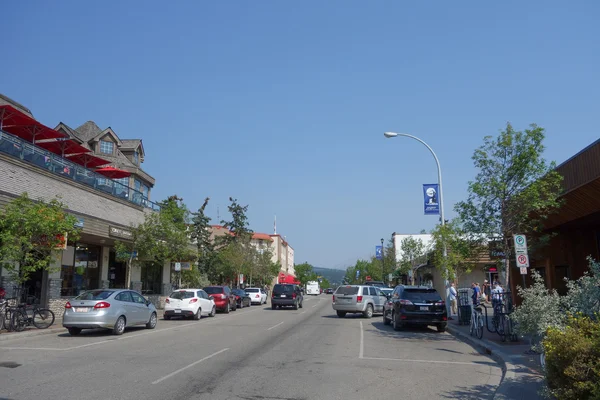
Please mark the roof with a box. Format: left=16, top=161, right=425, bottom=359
left=0, top=93, right=34, bottom=118
left=252, top=233, right=273, bottom=241
left=120, top=139, right=141, bottom=149
left=74, top=121, right=103, bottom=142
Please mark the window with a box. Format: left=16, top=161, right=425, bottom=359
left=60, top=244, right=101, bottom=297
left=362, top=287, right=369, bottom=296
left=131, top=292, right=147, bottom=304
left=115, top=291, right=133, bottom=302
left=74, top=290, right=113, bottom=301
left=134, top=179, right=141, bottom=191
left=170, top=291, right=194, bottom=299
left=100, top=140, right=114, bottom=155
left=335, top=286, right=359, bottom=295
left=114, top=177, right=129, bottom=187
left=133, top=151, right=139, bottom=164
left=369, top=287, right=378, bottom=296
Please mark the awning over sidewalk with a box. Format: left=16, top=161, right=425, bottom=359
left=278, top=272, right=300, bottom=285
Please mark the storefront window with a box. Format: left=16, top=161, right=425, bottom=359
left=141, top=262, right=163, bottom=295
left=60, top=243, right=101, bottom=297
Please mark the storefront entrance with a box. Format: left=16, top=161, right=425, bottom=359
left=109, top=250, right=127, bottom=289
left=60, top=243, right=100, bottom=297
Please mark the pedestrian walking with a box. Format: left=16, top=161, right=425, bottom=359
left=449, top=282, right=458, bottom=319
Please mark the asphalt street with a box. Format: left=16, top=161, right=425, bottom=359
left=0, top=296, right=502, bottom=400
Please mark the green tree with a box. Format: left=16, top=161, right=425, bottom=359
left=190, top=197, right=217, bottom=280
left=115, top=195, right=196, bottom=288
left=344, top=259, right=380, bottom=284
left=253, top=248, right=279, bottom=287
left=430, top=218, right=480, bottom=282
left=399, top=236, right=426, bottom=285
left=319, top=277, right=331, bottom=290
left=455, top=123, right=563, bottom=287
left=294, top=262, right=315, bottom=286
left=181, top=264, right=211, bottom=288
left=0, top=193, right=80, bottom=284
left=220, top=197, right=253, bottom=245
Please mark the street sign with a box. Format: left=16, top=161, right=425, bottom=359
left=513, top=234, right=528, bottom=253
left=388, top=273, right=393, bottom=281
left=356, top=270, right=360, bottom=279
left=516, top=254, right=530, bottom=268
left=520, top=267, right=528, bottom=275
left=174, top=262, right=181, bottom=271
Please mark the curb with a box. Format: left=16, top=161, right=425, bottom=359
left=0, top=311, right=165, bottom=343
left=447, top=324, right=517, bottom=400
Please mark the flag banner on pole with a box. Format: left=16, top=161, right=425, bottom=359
left=423, top=183, right=440, bottom=215
left=375, top=246, right=383, bottom=260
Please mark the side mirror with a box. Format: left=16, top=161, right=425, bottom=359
left=209, top=295, right=214, bottom=300
left=146, top=300, right=151, bottom=306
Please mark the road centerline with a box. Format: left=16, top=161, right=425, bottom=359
left=359, top=321, right=364, bottom=359
left=266, top=321, right=284, bottom=331
left=151, top=348, right=230, bottom=384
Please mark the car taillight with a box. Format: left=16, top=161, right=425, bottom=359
left=65, top=301, right=72, bottom=309
left=220, top=294, right=227, bottom=299
left=94, top=302, right=110, bottom=309
left=255, top=294, right=260, bottom=298
left=332, top=295, right=335, bottom=302
left=165, top=298, right=170, bottom=304
left=292, top=293, right=297, bottom=299
left=189, top=299, right=198, bottom=304
left=435, top=301, right=445, bottom=306
left=356, top=296, right=363, bottom=303
left=442, top=316, right=447, bottom=321
left=399, top=299, right=413, bottom=305
left=236, top=295, right=240, bottom=300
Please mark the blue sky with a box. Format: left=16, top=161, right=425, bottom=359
left=3, top=1, right=599, bottom=269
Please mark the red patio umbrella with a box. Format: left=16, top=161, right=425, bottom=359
left=66, top=152, right=111, bottom=169
left=0, top=105, right=68, bottom=143
left=95, top=166, right=131, bottom=179
left=36, top=139, right=91, bottom=157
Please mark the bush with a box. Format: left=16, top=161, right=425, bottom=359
left=543, top=315, right=600, bottom=400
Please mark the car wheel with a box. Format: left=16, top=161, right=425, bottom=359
left=193, top=308, right=201, bottom=321
left=232, top=302, right=237, bottom=311
left=293, top=301, right=298, bottom=310
left=164, top=314, right=171, bottom=320
left=393, top=311, right=403, bottom=331
left=239, top=301, right=244, bottom=309
left=146, top=312, right=158, bottom=329
left=437, top=324, right=447, bottom=333
left=336, top=311, right=346, bottom=318
left=224, top=303, right=230, bottom=314
left=68, top=327, right=82, bottom=336
left=383, top=311, right=390, bottom=325
left=113, top=316, right=126, bottom=335
left=363, top=304, right=374, bottom=319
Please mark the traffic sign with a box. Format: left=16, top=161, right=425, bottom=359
left=516, top=254, right=530, bottom=268
left=513, top=234, right=528, bottom=253
left=520, top=267, right=528, bottom=275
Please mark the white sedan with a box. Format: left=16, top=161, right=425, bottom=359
left=164, top=289, right=216, bottom=320
left=245, top=287, right=268, bottom=305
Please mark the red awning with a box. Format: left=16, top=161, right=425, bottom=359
left=65, top=152, right=111, bottom=169
left=278, top=272, right=300, bottom=285
left=0, top=105, right=68, bottom=143
left=36, top=139, right=91, bottom=157
left=95, top=166, right=131, bottom=179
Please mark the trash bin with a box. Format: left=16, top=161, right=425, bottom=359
left=457, top=288, right=472, bottom=325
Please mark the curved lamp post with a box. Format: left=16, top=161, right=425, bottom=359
left=383, top=132, right=450, bottom=315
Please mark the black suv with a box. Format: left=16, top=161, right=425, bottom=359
left=383, top=285, right=447, bottom=332
left=271, top=284, right=303, bottom=310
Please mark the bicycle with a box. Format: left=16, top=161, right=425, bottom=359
left=10, top=303, right=55, bottom=332
left=470, top=303, right=484, bottom=339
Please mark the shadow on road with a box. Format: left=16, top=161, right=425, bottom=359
left=57, top=327, right=148, bottom=338
left=439, top=383, right=497, bottom=400
left=366, top=320, right=456, bottom=341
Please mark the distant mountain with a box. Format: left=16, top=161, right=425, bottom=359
left=312, top=267, right=346, bottom=286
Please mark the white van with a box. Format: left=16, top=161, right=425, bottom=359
left=306, top=281, right=320, bottom=295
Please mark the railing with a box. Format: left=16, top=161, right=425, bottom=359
left=0, top=130, right=160, bottom=211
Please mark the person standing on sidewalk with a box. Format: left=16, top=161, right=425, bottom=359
left=448, top=282, right=457, bottom=319
left=471, top=282, right=480, bottom=306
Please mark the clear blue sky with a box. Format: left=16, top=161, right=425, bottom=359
left=3, top=1, right=599, bottom=269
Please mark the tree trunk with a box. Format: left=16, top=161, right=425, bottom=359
left=125, top=255, right=133, bottom=290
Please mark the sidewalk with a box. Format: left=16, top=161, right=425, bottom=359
left=447, top=308, right=547, bottom=400
left=0, top=310, right=165, bottom=342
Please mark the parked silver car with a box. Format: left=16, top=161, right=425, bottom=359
left=332, top=285, right=389, bottom=318
left=63, top=289, right=158, bottom=336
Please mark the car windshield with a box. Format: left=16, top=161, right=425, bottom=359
left=335, top=286, right=359, bottom=295
left=75, top=290, right=113, bottom=300
left=403, top=289, right=442, bottom=303
left=273, top=285, right=293, bottom=293
left=170, top=291, right=194, bottom=299
left=246, top=288, right=259, bottom=292
left=203, top=287, right=224, bottom=295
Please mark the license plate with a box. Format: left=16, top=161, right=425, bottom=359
left=174, top=309, right=181, bottom=313
left=75, top=307, right=89, bottom=313
left=420, top=306, right=429, bottom=311
left=280, top=295, right=286, bottom=298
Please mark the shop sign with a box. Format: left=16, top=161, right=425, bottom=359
left=109, top=226, right=133, bottom=240
left=488, top=241, right=505, bottom=259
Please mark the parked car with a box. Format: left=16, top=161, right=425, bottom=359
left=203, top=286, right=237, bottom=313
left=332, top=285, right=388, bottom=318
left=232, top=289, right=251, bottom=308
left=380, top=287, right=393, bottom=298
left=164, top=289, right=216, bottom=320
left=325, top=288, right=334, bottom=294
left=63, top=289, right=157, bottom=336
left=271, top=284, right=303, bottom=310
left=363, top=281, right=386, bottom=287
left=245, top=287, right=268, bottom=305
left=383, top=285, right=447, bottom=332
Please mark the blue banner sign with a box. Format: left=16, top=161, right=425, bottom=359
left=375, top=246, right=383, bottom=260
left=423, top=183, right=440, bottom=215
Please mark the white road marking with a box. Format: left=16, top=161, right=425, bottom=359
left=152, top=348, right=230, bottom=384
left=360, top=356, right=482, bottom=366
left=312, top=303, right=319, bottom=308
left=267, top=322, right=284, bottom=331
left=0, top=346, right=64, bottom=351
left=359, top=321, right=364, bottom=359
left=300, top=311, right=306, bottom=314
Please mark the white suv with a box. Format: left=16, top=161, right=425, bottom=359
left=164, top=289, right=216, bottom=320
left=332, top=285, right=388, bottom=318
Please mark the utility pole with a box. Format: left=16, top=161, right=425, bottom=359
left=380, top=238, right=385, bottom=283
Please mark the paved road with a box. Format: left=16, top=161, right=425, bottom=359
left=0, top=296, right=502, bottom=400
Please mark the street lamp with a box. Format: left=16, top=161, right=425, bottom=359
left=380, top=238, right=385, bottom=283
left=383, top=132, right=450, bottom=315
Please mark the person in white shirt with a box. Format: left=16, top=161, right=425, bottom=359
left=492, top=282, right=503, bottom=311
left=448, top=282, right=458, bottom=317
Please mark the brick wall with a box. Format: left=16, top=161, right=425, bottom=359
left=48, top=298, right=68, bottom=319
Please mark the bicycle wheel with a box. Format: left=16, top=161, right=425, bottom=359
left=10, top=310, right=27, bottom=332
left=476, top=316, right=484, bottom=339
left=33, top=309, right=55, bottom=329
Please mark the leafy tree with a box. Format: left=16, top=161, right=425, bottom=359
left=455, top=123, right=563, bottom=287
left=191, top=197, right=217, bottom=279
left=344, top=259, right=381, bottom=285
left=399, top=236, right=426, bottom=285
left=294, top=262, right=315, bottom=286
left=253, top=248, right=280, bottom=287
left=115, top=195, right=196, bottom=288
left=181, top=264, right=210, bottom=288
left=319, top=277, right=331, bottom=290
left=0, top=193, right=80, bottom=284
left=220, top=197, right=253, bottom=245
left=430, top=218, right=480, bottom=282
